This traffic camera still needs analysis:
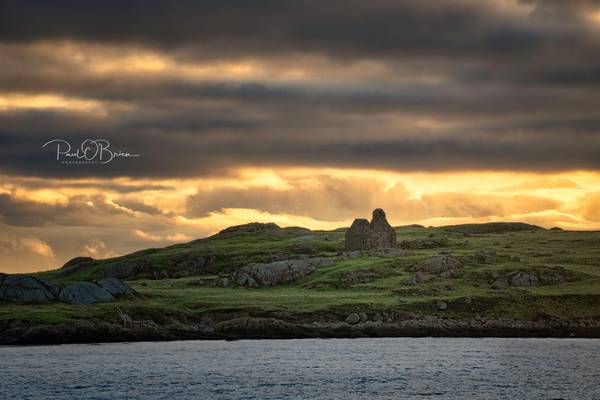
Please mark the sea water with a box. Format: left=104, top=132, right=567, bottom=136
left=1, top=338, right=599, bottom=399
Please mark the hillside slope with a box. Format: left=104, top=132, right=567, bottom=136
left=2, top=222, right=600, bottom=343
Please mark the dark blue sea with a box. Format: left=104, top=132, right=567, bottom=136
left=2, top=338, right=599, bottom=399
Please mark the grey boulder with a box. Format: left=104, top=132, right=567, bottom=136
left=490, top=268, right=569, bottom=289
left=233, top=258, right=330, bottom=287
left=411, top=256, right=463, bottom=274
left=59, top=282, right=114, bottom=304
left=346, top=313, right=361, bottom=324
left=0, top=275, right=60, bottom=304
left=509, top=271, right=540, bottom=287
left=96, top=278, right=135, bottom=296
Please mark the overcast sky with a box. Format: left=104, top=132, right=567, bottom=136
left=2, top=0, right=600, bottom=272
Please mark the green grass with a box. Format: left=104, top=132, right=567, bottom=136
left=4, top=225, right=600, bottom=326
left=36, top=229, right=345, bottom=284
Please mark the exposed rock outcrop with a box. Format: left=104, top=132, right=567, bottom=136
left=345, top=209, right=396, bottom=251
left=0, top=276, right=60, bottom=304
left=58, top=282, right=114, bottom=304
left=410, top=255, right=463, bottom=274
left=402, top=255, right=463, bottom=285
left=96, top=278, right=135, bottom=296
left=233, top=257, right=333, bottom=287
left=490, top=268, right=571, bottom=289
left=0, top=275, right=134, bottom=305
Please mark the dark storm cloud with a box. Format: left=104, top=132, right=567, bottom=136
left=0, top=193, right=133, bottom=227
left=0, top=0, right=595, bottom=68
left=0, top=0, right=549, bottom=58
left=2, top=101, right=600, bottom=178
left=0, top=0, right=597, bottom=77
left=1, top=0, right=600, bottom=176
left=0, top=193, right=60, bottom=226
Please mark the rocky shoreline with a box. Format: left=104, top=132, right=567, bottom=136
left=3, top=315, right=600, bottom=345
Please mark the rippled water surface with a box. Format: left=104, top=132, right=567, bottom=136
left=2, top=338, right=600, bottom=399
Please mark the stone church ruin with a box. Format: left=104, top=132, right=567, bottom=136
left=345, top=208, right=397, bottom=251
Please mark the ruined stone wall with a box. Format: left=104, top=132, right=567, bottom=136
left=344, top=219, right=371, bottom=251
left=344, top=209, right=396, bottom=251
left=369, top=208, right=397, bottom=249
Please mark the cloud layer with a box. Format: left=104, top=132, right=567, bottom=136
left=1, top=1, right=600, bottom=176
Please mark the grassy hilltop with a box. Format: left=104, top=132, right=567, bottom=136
left=2, top=222, right=600, bottom=341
